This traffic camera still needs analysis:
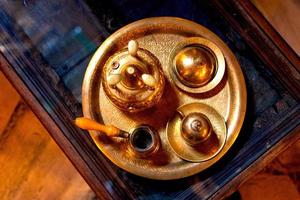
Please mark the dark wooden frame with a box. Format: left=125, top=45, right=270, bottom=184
left=0, top=0, right=299, bottom=199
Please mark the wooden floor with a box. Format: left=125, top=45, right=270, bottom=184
left=239, top=141, right=300, bottom=200
left=0, top=71, right=95, bottom=200
left=251, top=0, right=300, bottom=56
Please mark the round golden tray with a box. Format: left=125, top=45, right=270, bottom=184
left=82, top=17, right=247, bottom=180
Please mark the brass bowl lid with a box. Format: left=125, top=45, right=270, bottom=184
left=174, top=47, right=215, bottom=87
left=167, top=103, right=226, bottom=162
left=170, top=37, right=225, bottom=93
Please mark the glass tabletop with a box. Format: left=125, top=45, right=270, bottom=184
left=0, top=1, right=298, bottom=199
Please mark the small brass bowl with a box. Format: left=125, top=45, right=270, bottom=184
left=170, top=37, right=225, bottom=93
left=129, top=125, right=160, bottom=158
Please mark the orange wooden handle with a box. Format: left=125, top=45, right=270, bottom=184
left=74, top=117, right=121, bottom=137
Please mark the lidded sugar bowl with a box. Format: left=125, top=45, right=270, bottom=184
left=102, top=40, right=165, bottom=112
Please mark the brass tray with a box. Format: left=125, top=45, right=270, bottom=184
left=82, top=17, right=246, bottom=180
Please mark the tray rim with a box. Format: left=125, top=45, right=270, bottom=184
left=82, top=17, right=247, bottom=180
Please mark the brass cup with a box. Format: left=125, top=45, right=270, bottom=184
left=129, top=125, right=160, bottom=158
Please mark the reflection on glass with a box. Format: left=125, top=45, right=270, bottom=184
left=1, top=0, right=106, bottom=101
